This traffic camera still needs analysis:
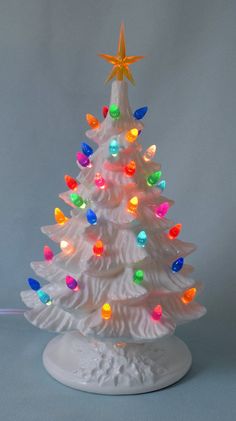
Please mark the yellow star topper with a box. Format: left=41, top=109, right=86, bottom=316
left=99, top=23, right=144, bottom=85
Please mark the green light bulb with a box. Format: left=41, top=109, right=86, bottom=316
left=147, top=171, right=162, bottom=186
left=133, top=269, right=144, bottom=284
left=109, top=104, right=121, bottom=120
left=70, top=193, right=84, bottom=208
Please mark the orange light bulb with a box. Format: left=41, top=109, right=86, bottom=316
left=181, top=288, right=197, bottom=304
left=86, top=113, right=100, bottom=130
left=64, top=174, right=78, bottom=191
left=54, top=208, right=68, bottom=225
left=127, top=196, right=139, bottom=213
left=168, top=223, right=182, bottom=240
left=101, top=303, right=112, bottom=320
left=93, top=240, right=104, bottom=256
left=143, top=145, right=157, bottom=162
left=125, top=128, right=139, bottom=143
left=94, top=173, right=106, bottom=189
left=124, top=160, right=136, bottom=176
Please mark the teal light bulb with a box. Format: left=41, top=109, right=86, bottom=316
left=109, top=139, right=119, bottom=157
left=136, top=230, right=147, bottom=247
left=37, top=290, right=52, bottom=305
left=157, top=180, right=166, bottom=191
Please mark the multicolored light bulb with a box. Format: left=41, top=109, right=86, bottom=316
left=65, top=275, right=80, bottom=292
left=124, top=160, right=136, bottom=176
left=133, top=269, right=144, bottom=284
left=151, top=304, right=162, bottom=321
left=133, top=106, right=148, bottom=120
left=168, top=224, right=182, bottom=240
left=86, top=208, right=97, bottom=225
left=125, top=128, right=139, bottom=143
left=155, top=202, right=169, bottom=218
left=37, top=290, right=52, bottom=305
left=101, top=303, right=112, bottom=320
left=94, top=173, right=106, bottom=189
left=54, top=208, right=68, bottom=225
left=172, top=257, right=184, bottom=272
left=102, top=105, right=109, bottom=118
left=81, top=142, right=93, bottom=157
left=43, top=245, right=54, bottom=262
left=28, top=278, right=41, bottom=291
left=109, top=104, right=121, bottom=119
left=127, top=196, right=139, bottom=213
left=147, top=170, right=162, bottom=186
left=86, top=113, right=100, bottom=130
left=143, top=145, right=157, bottom=162
left=64, top=175, right=78, bottom=191
left=136, top=230, right=147, bottom=247
left=181, top=287, right=197, bottom=304
left=76, top=152, right=92, bottom=168
left=70, top=193, right=85, bottom=208
left=157, top=180, right=166, bottom=191
left=109, top=138, right=119, bottom=156
left=93, top=240, right=104, bottom=256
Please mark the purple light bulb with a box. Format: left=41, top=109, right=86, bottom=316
left=76, top=152, right=91, bottom=168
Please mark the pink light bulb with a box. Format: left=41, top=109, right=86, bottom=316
left=94, top=173, right=106, bottom=189
left=151, top=304, right=162, bottom=321
left=43, top=245, right=54, bottom=261
left=155, top=202, right=169, bottom=218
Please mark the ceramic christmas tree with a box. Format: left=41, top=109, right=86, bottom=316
left=21, top=24, right=206, bottom=394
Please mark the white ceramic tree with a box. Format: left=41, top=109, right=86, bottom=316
left=21, top=25, right=206, bottom=394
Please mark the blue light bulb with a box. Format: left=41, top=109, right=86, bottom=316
left=136, top=230, right=147, bottom=247
left=109, top=139, right=119, bottom=157
left=157, top=180, right=166, bottom=191
left=86, top=208, right=97, bottom=225
left=28, top=278, right=41, bottom=291
left=133, top=106, right=148, bottom=120
left=37, top=290, right=52, bottom=305
left=172, top=257, right=184, bottom=272
left=81, top=142, right=93, bottom=157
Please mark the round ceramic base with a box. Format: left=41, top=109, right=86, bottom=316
left=43, top=332, right=192, bottom=394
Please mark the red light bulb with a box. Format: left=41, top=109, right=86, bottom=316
left=64, top=174, right=78, bottom=191
left=168, top=223, right=182, bottom=240
left=124, top=160, right=136, bottom=177
left=102, top=106, right=108, bottom=118
left=93, top=240, right=104, bottom=256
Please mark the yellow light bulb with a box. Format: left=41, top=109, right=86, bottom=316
left=125, top=128, right=139, bottom=143
left=127, top=196, right=139, bottom=213
left=60, top=240, right=74, bottom=255
left=54, top=208, right=68, bottom=225
left=181, top=288, right=197, bottom=304
left=143, top=145, right=157, bottom=162
left=101, top=303, right=112, bottom=320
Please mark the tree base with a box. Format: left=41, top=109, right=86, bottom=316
left=43, top=332, right=192, bottom=394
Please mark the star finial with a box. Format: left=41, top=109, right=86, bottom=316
left=99, top=23, right=144, bottom=85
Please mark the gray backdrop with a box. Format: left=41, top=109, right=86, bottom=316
left=0, top=1, right=235, bottom=420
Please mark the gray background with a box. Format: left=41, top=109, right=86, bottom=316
left=0, top=0, right=235, bottom=420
